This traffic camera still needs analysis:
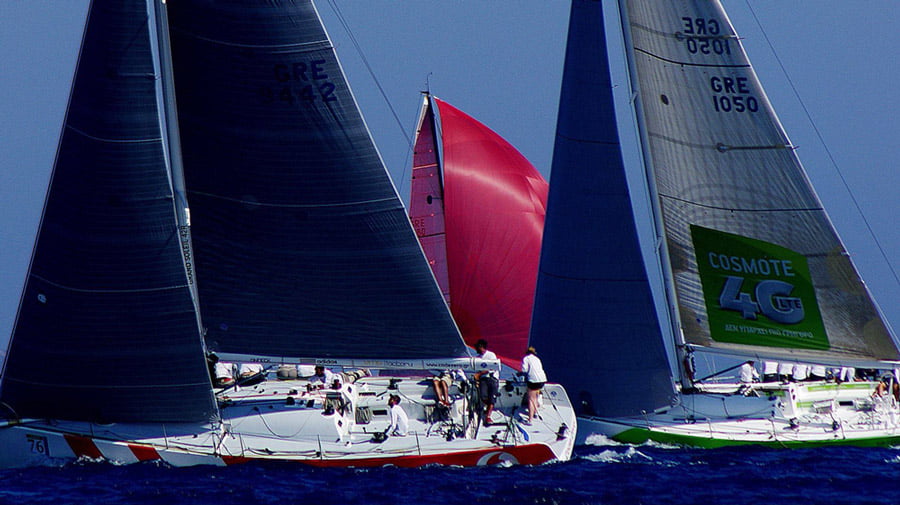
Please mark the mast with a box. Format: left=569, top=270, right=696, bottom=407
left=151, top=0, right=207, bottom=342
left=614, top=0, right=689, bottom=388
left=151, top=0, right=218, bottom=416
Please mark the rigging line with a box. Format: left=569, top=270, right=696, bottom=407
left=743, top=1, right=900, bottom=291
left=395, top=105, right=422, bottom=201
left=324, top=0, right=413, bottom=152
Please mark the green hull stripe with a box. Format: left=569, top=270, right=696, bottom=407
left=613, top=428, right=900, bottom=449
left=805, top=383, right=873, bottom=392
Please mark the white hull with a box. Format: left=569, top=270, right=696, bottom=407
left=576, top=381, right=900, bottom=448
left=0, top=375, right=575, bottom=468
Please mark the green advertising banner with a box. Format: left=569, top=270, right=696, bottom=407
left=691, top=225, right=829, bottom=350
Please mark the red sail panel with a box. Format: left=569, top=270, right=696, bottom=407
left=434, top=98, right=548, bottom=369
left=409, top=99, right=451, bottom=304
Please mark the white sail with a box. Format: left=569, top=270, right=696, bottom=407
left=624, top=0, right=899, bottom=363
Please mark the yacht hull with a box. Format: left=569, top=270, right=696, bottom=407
left=577, top=381, right=900, bottom=448
left=0, top=376, right=576, bottom=468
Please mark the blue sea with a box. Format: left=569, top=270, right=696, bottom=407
left=3, top=440, right=899, bottom=505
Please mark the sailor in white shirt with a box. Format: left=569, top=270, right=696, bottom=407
left=521, top=347, right=547, bottom=424
left=386, top=394, right=409, bottom=436
left=777, top=362, right=793, bottom=382
left=762, top=361, right=779, bottom=382
left=214, top=361, right=235, bottom=388
left=740, top=361, right=760, bottom=384
left=308, top=365, right=342, bottom=390
left=839, top=366, right=856, bottom=383
left=809, top=364, right=827, bottom=381
left=238, top=363, right=264, bottom=380
left=474, top=339, right=500, bottom=425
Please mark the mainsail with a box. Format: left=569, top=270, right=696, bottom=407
left=529, top=1, right=674, bottom=418
left=410, top=96, right=548, bottom=368
left=0, top=0, right=216, bottom=423
left=166, top=0, right=467, bottom=361
left=623, top=0, right=899, bottom=363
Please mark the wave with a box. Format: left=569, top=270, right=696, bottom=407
left=581, top=446, right=652, bottom=464
left=583, top=433, right=681, bottom=450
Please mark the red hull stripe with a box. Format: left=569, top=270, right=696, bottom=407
left=221, top=455, right=251, bottom=465
left=64, top=434, right=103, bottom=460
left=221, top=443, right=556, bottom=468
left=128, top=444, right=161, bottom=462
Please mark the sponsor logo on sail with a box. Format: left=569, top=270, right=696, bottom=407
left=691, top=225, right=829, bottom=350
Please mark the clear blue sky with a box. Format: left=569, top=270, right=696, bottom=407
left=1, top=2, right=898, bottom=361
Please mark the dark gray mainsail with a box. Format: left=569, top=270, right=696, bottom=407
left=166, top=0, right=467, bottom=361
left=529, top=0, right=675, bottom=418
left=0, top=0, right=216, bottom=423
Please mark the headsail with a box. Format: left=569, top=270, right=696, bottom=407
left=409, top=97, right=451, bottom=305
left=166, top=0, right=467, bottom=361
left=0, top=0, right=217, bottom=424
left=529, top=1, right=674, bottom=418
left=623, top=0, right=900, bottom=363
left=410, top=96, right=548, bottom=368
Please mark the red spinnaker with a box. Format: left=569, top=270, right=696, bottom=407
left=410, top=96, right=548, bottom=369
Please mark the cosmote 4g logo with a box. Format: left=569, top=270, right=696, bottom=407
left=708, top=253, right=804, bottom=324
left=691, top=225, right=828, bottom=349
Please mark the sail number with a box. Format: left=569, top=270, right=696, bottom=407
left=719, top=276, right=804, bottom=324
left=681, top=17, right=731, bottom=56
left=710, top=76, right=759, bottom=113
left=26, top=434, right=50, bottom=456
left=410, top=217, right=426, bottom=237
left=260, top=60, right=337, bottom=105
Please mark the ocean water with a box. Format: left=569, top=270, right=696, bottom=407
left=3, top=439, right=900, bottom=505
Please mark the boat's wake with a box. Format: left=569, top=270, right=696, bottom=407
left=581, top=446, right=652, bottom=464
left=583, top=433, right=680, bottom=450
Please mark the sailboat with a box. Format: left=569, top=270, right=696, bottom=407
left=530, top=0, right=900, bottom=447
left=409, top=94, right=549, bottom=369
left=0, top=0, right=574, bottom=468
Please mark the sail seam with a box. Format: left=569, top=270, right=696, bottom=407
left=631, top=21, right=737, bottom=44
left=648, top=132, right=788, bottom=153
left=66, top=124, right=162, bottom=144
left=659, top=193, right=823, bottom=213
left=1, top=377, right=210, bottom=389
left=30, top=274, right=189, bottom=294
left=168, top=27, right=331, bottom=51
left=633, top=47, right=750, bottom=69
left=538, top=272, right=658, bottom=283
left=187, top=190, right=397, bottom=208
left=556, top=133, right=619, bottom=146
